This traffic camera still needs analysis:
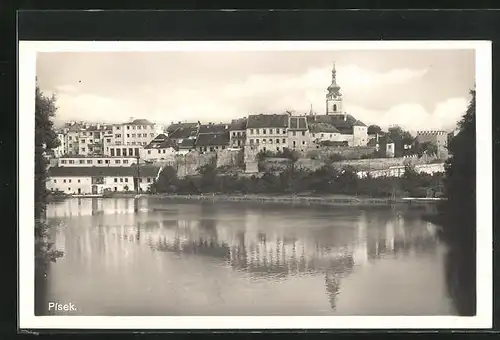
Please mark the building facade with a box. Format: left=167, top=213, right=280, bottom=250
left=246, top=114, right=289, bottom=153
left=46, top=166, right=161, bottom=194
left=229, top=118, right=247, bottom=148
left=57, top=155, right=139, bottom=167
left=287, top=116, right=310, bottom=153
left=415, top=130, right=449, bottom=159
left=141, top=134, right=178, bottom=162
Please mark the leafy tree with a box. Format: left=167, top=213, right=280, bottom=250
left=153, top=165, right=178, bottom=193
left=367, top=124, right=382, bottom=135
left=387, top=125, right=414, bottom=157
left=438, top=89, right=476, bottom=316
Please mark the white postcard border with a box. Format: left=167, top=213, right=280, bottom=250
left=18, top=40, right=492, bottom=330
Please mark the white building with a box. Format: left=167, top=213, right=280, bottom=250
left=57, top=155, right=139, bottom=167
left=287, top=115, right=311, bottom=153
left=141, top=134, right=178, bottom=162
left=229, top=118, right=247, bottom=149
left=46, top=165, right=161, bottom=194
left=245, top=113, right=289, bottom=153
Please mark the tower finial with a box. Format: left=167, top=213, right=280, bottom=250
left=331, top=62, right=337, bottom=84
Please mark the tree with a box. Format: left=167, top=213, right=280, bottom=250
left=153, top=166, right=178, bottom=193
left=367, top=124, right=382, bottom=135
left=438, top=89, right=476, bottom=316
left=387, top=125, right=414, bottom=157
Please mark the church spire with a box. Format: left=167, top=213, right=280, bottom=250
left=331, top=62, right=337, bottom=85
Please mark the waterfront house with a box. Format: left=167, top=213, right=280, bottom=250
left=141, top=134, right=178, bottom=162
left=56, top=155, right=140, bottom=167
left=47, top=165, right=161, bottom=194
left=229, top=117, right=247, bottom=149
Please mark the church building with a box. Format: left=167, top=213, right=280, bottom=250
left=308, top=63, right=368, bottom=147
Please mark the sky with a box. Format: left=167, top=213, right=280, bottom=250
left=36, top=49, right=475, bottom=132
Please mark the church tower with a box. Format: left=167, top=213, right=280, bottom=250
left=326, top=62, right=343, bottom=115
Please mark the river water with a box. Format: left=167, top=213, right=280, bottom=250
left=38, top=197, right=457, bottom=316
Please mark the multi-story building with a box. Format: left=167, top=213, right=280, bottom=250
left=195, top=123, right=230, bottom=153
left=415, top=130, right=449, bottom=159
left=56, top=155, right=139, bottom=167
left=245, top=114, right=289, bottom=153
left=165, top=122, right=199, bottom=145
left=141, top=134, right=178, bottom=162
left=46, top=165, right=161, bottom=195
left=53, top=131, right=67, bottom=158
left=287, top=115, right=310, bottom=153
left=229, top=118, right=247, bottom=149
left=104, top=119, right=163, bottom=157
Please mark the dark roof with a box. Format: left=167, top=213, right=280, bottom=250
left=353, top=120, right=367, bottom=127
left=129, top=119, right=153, bottom=125
left=196, top=132, right=230, bottom=147
left=308, top=122, right=339, bottom=133
left=166, top=122, right=199, bottom=133
left=178, top=138, right=196, bottom=149
left=198, top=124, right=229, bottom=134
left=48, top=166, right=161, bottom=178
left=144, top=134, right=178, bottom=150
left=306, top=114, right=359, bottom=134
left=168, top=125, right=199, bottom=139
left=288, top=116, right=308, bottom=131
left=229, top=118, right=247, bottom=131
left=247, top=114, right=289, bottom=129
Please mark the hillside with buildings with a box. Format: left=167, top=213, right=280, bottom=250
left=46, top=63, right=454, bottom=196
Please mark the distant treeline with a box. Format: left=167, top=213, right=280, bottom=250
left=151, top=159, right=444, bottom=198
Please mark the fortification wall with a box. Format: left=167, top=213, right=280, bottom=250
left=216, top=149, right=243, bottom=168
left=306, top=146, right=377, bottom=160
left=173, top=151, right=215, bottom=178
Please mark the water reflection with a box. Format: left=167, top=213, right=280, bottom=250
left=41, top=198, right=455, bottom=316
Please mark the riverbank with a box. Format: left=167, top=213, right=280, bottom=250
left=140, top=193, right=445, bottom=208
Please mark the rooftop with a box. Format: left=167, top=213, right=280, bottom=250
left=247, top=114, right=289, bottom=129
left=196, top=132, right=230, bottom=147
left=229, top=118, right=247, bottom=131
left=198, top=123, right=229, bottom=134
left=308, top=122, right=340, bottom=133
left=128, top=119, right=154, bottom=125
left=288, top=116, right=308, bottom=131
left=306, top=114, right=365, bottom=134
left=144, top=134, right=179, bottom=150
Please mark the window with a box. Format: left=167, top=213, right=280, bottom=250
left=282, top=129, right=286, bottom=134
left=68, top=179, right=72, bottom=183
left=115, top=134, right=121, bottom=138
left=249, top=139, right=254, bottom=144
left=232, top=132, right=236, bottom=136
left=106, top=139, right=111, bottom=143
left=147, top=150, right=151, bottom=155
left=89, top=147, right=93, bottom=152
left=114, top=187, right=117, bottom=191
left=127, top=126, right=130, bottom=130
left=79, top=160, right=85, bottom=164
left=53, top=179, right=56, bottom=183
left=292, top=131, right=296, bottom=137
left=122, top=148, right=127, bottom=156
left=302, top=131, right=305, bottom=136
left=131, top=134, right=136, bottom=138
left=135, top=148, right=139, bottom=156
left=127, top=134, right=130, bottom=138
left=262, top=139, right=266, bottom=144
left=81, top=148, right=86, bottom=152
left=262, top=129, right=266, bottom=135
left=110, top=149, right=115, bottom=156
left=302, top=141, right=306, bottom=145
left=120, top=178, right=123, bottom=183
left=78, top=179, right=81, bottom=183
left=269, top=139, right=273, bottom=144
left=63, top=179, right=66, bottom=183
left=321, top=134, right=324, bottom=137
left=105, top=160, right=110, bottom=164
left=256, top=129, right=259, bottom=135
left=125, top=178, right=128, bottom=183
left=115, top=160, right=121, bottom=164
left=330, top=134, right=332, bottom=138
left=116, top=148, right=121, bottom=156
left=87, top=160, right=92, bottom=164
left=147, top=178, right=151, bottom=183
left=97, top=160, right=103, bottom=164
left=81, top=139, right=86, bottom=144
left=68, top=187, right=71, bottom=191
left=282, top=138, right=286, bottom=143
left=61, top=160, right=67, bottom=164
left=69, top=160, right=75, bottom=164
left=114, top=178, right=118, bottom=182
left=123, top=160, right=129, bottom=164
left=250, top=129, right=254, bottom=134
left=255, top=139, right=259, bottom=144
left=68, top=136, right=72, bottom=141
left=276, top=139, right=280, bottom=144
left=269, top=129, right=273, bottom=134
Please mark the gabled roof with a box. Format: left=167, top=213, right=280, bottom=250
left=306, top=114, right=359, bottom=134
left=353, top=120, right=367, bottom=127
left=178, top=138, right=196, bottom=149
left=198, top=124, right=229, bottom=134
left=48, top=166, right=161, bottom=178
left=308, top=122, right=339, bottom=133
left=229, top=118, right=247, bottom=131
left=196, top=132, right=230, bottom=147
left=288, top=116, right=308, bottom=131
left=144, top=134, right=178, bottom=150
left=166, top=122, right=199, bottom=133
left=247, top=114, right=289, bottom=129
left=129, top=119, right=154, bottom=125
left=168, top=125, right=199, bottom=139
